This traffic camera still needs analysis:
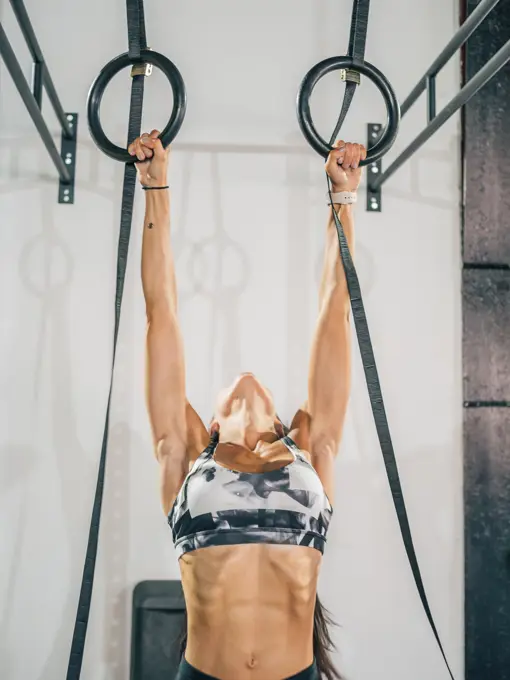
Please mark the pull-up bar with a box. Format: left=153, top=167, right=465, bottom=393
left=0, top=0, right=77, bottom=203
left=366, top=0, right=510, bottom=211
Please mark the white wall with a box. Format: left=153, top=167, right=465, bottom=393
left=0, top=1, right=463, bottom=679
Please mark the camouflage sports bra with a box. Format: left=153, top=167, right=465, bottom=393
left=168, top=435, right=332, bottom=558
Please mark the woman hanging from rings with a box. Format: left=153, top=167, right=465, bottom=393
left=129, top=129, right=366, bottom=680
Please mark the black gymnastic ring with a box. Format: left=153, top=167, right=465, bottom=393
left=87, top=49, right=186, bottom=163
left=297, top=56, right=400, bottom=164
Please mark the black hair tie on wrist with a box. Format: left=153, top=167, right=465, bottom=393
left=142, top=185, right=169, bottom=190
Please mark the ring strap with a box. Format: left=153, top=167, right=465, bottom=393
left=329, top=189, right=455, bottom=680
left=126, top=0, right=147, bottom=58
left=329, top=0, right=371, bottom=144
left=65, top=2, right=146, bottom=678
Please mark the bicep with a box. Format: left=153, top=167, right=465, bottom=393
left=157, top=407, right=208, bottom=516
left=146, top=308, right=209, bottom=513
left=290, top=298, right=352, bottom=501
left=146, top=307, right=207, bottom=464
left=146, top=308, right=187, bottom=447
left=307, top=294, right=352, bottom=452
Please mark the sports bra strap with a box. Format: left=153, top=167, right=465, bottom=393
left=190, top=432, right=219, bottom=470
left=281, top=436, right=309, bottom=463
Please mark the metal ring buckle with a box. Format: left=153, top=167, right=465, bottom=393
left=87, top=48, right=187, bottom=163
left=339, top=68, right=361, bottom=85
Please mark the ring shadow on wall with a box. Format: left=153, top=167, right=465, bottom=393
left=175, top=151, right=251, bottom=391
left=10, top=186, right=94, bottom=680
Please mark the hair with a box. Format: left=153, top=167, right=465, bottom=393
left=178, top=594, right=342, bottom=680
left=313, top=594, right=344, bottom=680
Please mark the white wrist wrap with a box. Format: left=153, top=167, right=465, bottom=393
left=327, top=191, right=357, bottom=205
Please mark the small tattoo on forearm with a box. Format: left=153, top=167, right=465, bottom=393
left=147, top=222, right=154, bottom=229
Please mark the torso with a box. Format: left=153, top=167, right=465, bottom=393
left=170, top=437, right=332, bottom=679
left=180, top=544, right=320, bottom=679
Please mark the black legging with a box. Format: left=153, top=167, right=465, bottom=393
left=175, top=658, right=319, bottom=680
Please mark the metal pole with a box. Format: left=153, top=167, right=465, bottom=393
left=42, top=69, right=74, bottom=138
left=32, top=61, right=43, bottom=107
left=0, top=22, right=71, bottom=183
left=8, top=0, right=73, bottom=138
left=426, top=76, right=436, bottom=123
left=370, top=38, right=510, bottom=191
left=8, top=0, right=42, bottom=60
left=400, top=0, right=502, bottom=116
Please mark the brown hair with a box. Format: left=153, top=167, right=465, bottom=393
left=179, top=594, right=342, bottom=679
left=313, top=594, right=343, bottom=679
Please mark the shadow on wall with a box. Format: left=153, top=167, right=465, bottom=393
left=0, top=443, right=38, bottom=677
left=0, top=129, right=140, bottom=679
left=174, top=150, right=251, bottom=391
left=0, top=171, right=95, bottom=679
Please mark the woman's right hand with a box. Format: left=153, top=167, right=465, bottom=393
left=325, top=140, right=366, bottom=193
left=128, top=129, right=169, bottom=187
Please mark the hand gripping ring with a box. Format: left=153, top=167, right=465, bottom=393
left=297, top=56, right=400, bottom=164
left=87, top=49, right=187, bottom=163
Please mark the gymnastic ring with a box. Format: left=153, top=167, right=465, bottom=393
left=87, top=49, right=186, bottom=163
left=297, top=56, right=400, bottom=164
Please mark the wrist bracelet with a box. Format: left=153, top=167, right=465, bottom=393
left=327, top=191, right=357, bottom=205
left=142, top=185, right=169, bottom=191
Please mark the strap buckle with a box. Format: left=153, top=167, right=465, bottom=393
left=131, top=50, right=153, bottom=77
left=339, top=68, right=361, bottom=85
left=131, top=62, right=153, bottom=77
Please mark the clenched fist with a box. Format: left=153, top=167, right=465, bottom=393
left=128, top=129, right=169, bottom=187
left=325, top=140, right=367, bottom=193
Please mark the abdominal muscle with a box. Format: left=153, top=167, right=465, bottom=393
left=180, top=543, right=322, bottom=680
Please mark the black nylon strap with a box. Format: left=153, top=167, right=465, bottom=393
left=329, top=194, right=455, bottom=680
left=65, top=3, right=146, bottom=678
left=329, top=0, right=371, bottom=144
left=126, top=0, right=147, bottom=57
left=347, top=0, right=370, bottom=66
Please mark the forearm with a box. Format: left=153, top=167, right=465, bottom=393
left=141, top=189, right=178, bottom=314
left=318, top=204, right=354, bottom=313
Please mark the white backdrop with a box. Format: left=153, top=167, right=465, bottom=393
left=0, top=1, right=463, bottom=679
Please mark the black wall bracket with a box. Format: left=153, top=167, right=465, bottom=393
left=0, top=1, right=78, bottom=204
left=58, top=112, right=78, bottom=204
left=366, top=123, right=383, bottom=212
left=363, top=0, right=510, bottom=212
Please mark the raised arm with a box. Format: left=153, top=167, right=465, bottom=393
left=291, top=141, right=366, bottom=499
left=130, top=130, right=208, bottom=513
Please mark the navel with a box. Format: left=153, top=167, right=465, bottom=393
left=246, top=654, right=258, bottom=670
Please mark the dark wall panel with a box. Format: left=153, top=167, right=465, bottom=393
left=463, top=269, right=510, bottom=402
left=464, top=408, right=510, bottom=680
left=463, top=2, right=510, bottom=679
left=464, top=0, right=510, bottom=265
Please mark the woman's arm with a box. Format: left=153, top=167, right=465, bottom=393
left=131, top=131, right=208, bottom=513
left=291, top=141, right=366, bottom=499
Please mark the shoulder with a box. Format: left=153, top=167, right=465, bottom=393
left=288, top=407, right=336, bottom=502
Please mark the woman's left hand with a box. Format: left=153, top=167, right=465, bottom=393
left=325, top=140, right=367, bottom=193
